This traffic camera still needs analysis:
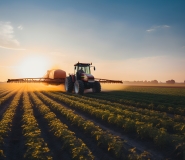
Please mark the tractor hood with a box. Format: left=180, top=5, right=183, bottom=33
left=81, top=73, right=94, bottom=82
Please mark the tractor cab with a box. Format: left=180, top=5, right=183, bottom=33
left=74, top=62, right=95, bottom=81
left=74, top=63, right=91, bottom=77
left=74, top=63, right=91, bottom=74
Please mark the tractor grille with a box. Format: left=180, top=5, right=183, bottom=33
left=88, top=79, right=94, bottom=82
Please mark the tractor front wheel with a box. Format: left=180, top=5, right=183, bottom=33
left=65, top=77, right=74, bottom=92
left=74, top=80, right=84, bottom=94
left=92, top=81, right=101, bottom=93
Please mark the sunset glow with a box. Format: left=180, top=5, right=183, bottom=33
left=0, top=1, right=185, bottom=82
left=19, top=55, right=50, bottom=78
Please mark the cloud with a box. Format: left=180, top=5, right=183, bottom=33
left=0, top=21, right=21, bottom=49
left=0, top=45, right=25, bottom=50
left=18, top=25, right=23, bottom=30
left=146, top=25, right=170, bottom=32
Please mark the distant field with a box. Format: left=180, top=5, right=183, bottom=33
left=91, top=84, right=185, bottom=115
left=120, top=85, right=185, bottom=96
left=101, top=83, right=185, bottom=96
left=0, top=83, right=185, bottom=159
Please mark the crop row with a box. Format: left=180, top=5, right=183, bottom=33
left=22, top=91, right=52, bottom=159
left=63, top=93, right=184, bottom=121
left=34, top=91, right=149, bottom=159
left=58, top=92, right=173, bottom=120
left=29, top=91, right=94, bottom=160
left=47, top=92, right=185, bottom=136
left=0, top=90, right=11, bottom=97
left=0, top=84, right=23, bottom=93
left=42, top=91, right=184, bottom=149
left=67, top=93, right=163, bottom=117
left=0, top=88, right=22, bottom=106
left=0, top=91, right=22, bottom=158
left=118, top=86, right=185, bottom=96
left=85, top=92, right=185, bottom=115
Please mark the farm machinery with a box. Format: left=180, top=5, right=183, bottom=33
left=66, top=62, right=101, bottom=94
left=7, top=62, right=123, bottom=94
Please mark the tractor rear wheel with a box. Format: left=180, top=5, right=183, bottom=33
left=65, top=77, right=74, bottom=92
left=92, top=81, right=101, bottom=93
left=74, top=80, right=84, bottom=94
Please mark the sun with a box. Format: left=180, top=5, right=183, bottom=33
left=19, top=55, right=50, bottom=78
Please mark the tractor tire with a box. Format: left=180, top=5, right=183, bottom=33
left=93, top=81, right=101, bottom=93
left=65, top=77, right=74, bottom=93
left=74, top=80, right=84, bottom=94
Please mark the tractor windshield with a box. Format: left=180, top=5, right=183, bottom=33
left=78, top=65, right=91, bottom=74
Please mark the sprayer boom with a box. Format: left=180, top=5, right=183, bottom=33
left=7, top=62, right=123, bottom=94
left=7, top=78, right=65, bottom=85
left=95, top=78, right=123, bottom=83
left=7, top=78, right=122, bottom=84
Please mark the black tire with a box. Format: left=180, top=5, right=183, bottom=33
left=74, top=80, right=84, bottom=94
left=93, top=81, right=101, bottom=93
left=65, top=77, right=74, bottom=92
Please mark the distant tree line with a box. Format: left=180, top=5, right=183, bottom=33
left=166, top=79, right=175, bottom=84
left=123, top=79, right=185, bottom=84
left=123, top=80, right=158, bottom=84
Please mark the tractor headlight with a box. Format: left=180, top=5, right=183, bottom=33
left=83, top=75, right=88, bottom=81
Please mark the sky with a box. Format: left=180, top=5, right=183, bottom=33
left=0, top=0, right=185, bottom=82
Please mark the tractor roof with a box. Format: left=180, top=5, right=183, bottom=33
left=74, top=62, right=91, bottom=66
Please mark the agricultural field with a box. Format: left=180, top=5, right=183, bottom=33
left=0, top=83, right=185, bottom=160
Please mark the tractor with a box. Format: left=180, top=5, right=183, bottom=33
left=7, top=62, right=122, bottom=91
left=65, top=62, right=101, bottom=94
